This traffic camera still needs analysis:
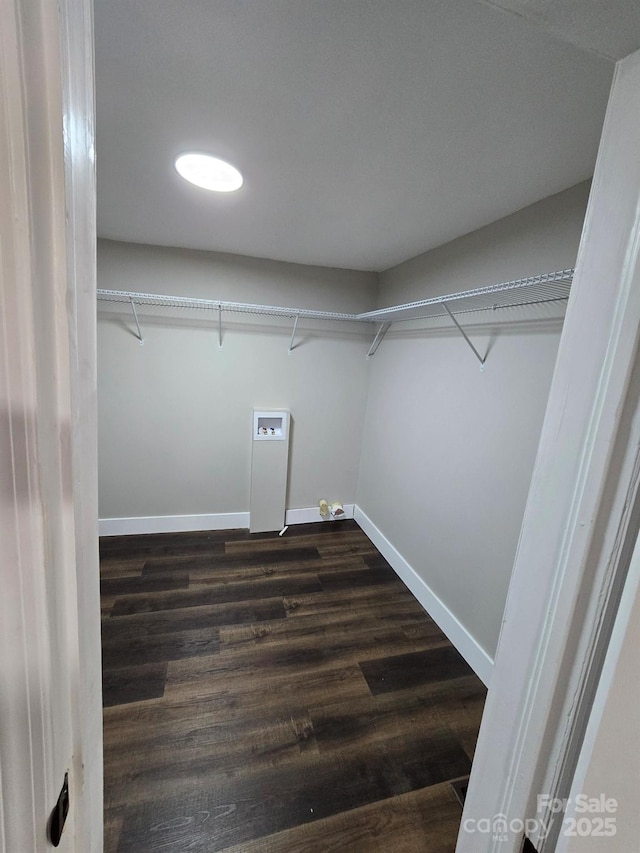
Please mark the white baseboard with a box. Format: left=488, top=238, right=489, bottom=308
left=99, top=512, right=250, bottom=537
left=285, top=504, right=355, bottom=525
left=97, top=503, right=491, bottom=684
left=99, top=504, right=355, bottom=537
left=353, top=505, right=494, bottom=686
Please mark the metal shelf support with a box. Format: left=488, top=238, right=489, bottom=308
left=129, top=297, right=144, bottom=345
left=366, top=322, right=392, bottom=359
left=288, top=314, right=300, bottom=353
left=442, top=302, right=486, bottom=370
left=97, top=267, right=574, bottom=365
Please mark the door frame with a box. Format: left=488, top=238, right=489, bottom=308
left=0, top=0, right=100, bottom=851
left=3, top=3, right=640, bottom=852
left=458, top=48, right=640, bottom=853
left=58, top=0, right=103, bottom=848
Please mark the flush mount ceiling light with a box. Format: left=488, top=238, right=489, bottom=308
left=174, top=152, right=243, bottom=192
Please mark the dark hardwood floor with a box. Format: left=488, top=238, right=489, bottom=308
left=101, top=520, right=486, bottom=852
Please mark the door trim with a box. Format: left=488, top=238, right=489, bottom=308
left=458, top=48, right=640, bottom=853
left=0, top=0, right=100, bottom=850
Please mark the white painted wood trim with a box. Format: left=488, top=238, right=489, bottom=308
left=458, top=49, right=640, bottom=853
left=0, top=6, right=55, bottom=844
left=98, top=504, right=490, bottom=683
left=0, top=1, right=98, bottom=850
left=354, top=507, right=494, bottom=685
left=554, top=527, right=640, bottom=853
left=58, top=0, right=103, bottom=849
left=285, top=504, right=355, bottom=525
left=98, top=505, right=355, bottom=536
left=99, top=513, right=251, bottom=536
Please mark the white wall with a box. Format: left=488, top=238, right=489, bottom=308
left=97, top=239, right=377, bottom=522
left=356, top=182, right=590, bottom=661
left=98, top=182, right=589, bottom=666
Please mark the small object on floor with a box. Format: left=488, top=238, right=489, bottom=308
left=329, top=501, right=345, bottom=518
left=278, top=526, right=288, bottom=536
left=319, top=499, right=328, bottom=518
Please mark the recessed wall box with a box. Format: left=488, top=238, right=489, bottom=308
left=250, top=410, right=291, bottom=533
left=254, top=411, right=288, bottom=441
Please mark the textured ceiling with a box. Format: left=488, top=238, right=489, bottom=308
left=94, top=0, right=634, bottom=272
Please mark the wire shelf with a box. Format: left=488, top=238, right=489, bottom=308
left=97, top=268, right=574, bottom=325
left=96, top=289, right=362, bottom=322
left=357, top=269, right=574, bottom=323
left=97, top=268, right=574, bottom=361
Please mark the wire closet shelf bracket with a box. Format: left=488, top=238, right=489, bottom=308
left=97, top=267, right=574, bottom=366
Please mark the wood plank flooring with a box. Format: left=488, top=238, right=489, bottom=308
left=101, top=520, right=486, bottom=853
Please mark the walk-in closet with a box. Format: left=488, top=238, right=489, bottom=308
left=89, top=3, right=638, bottom=853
